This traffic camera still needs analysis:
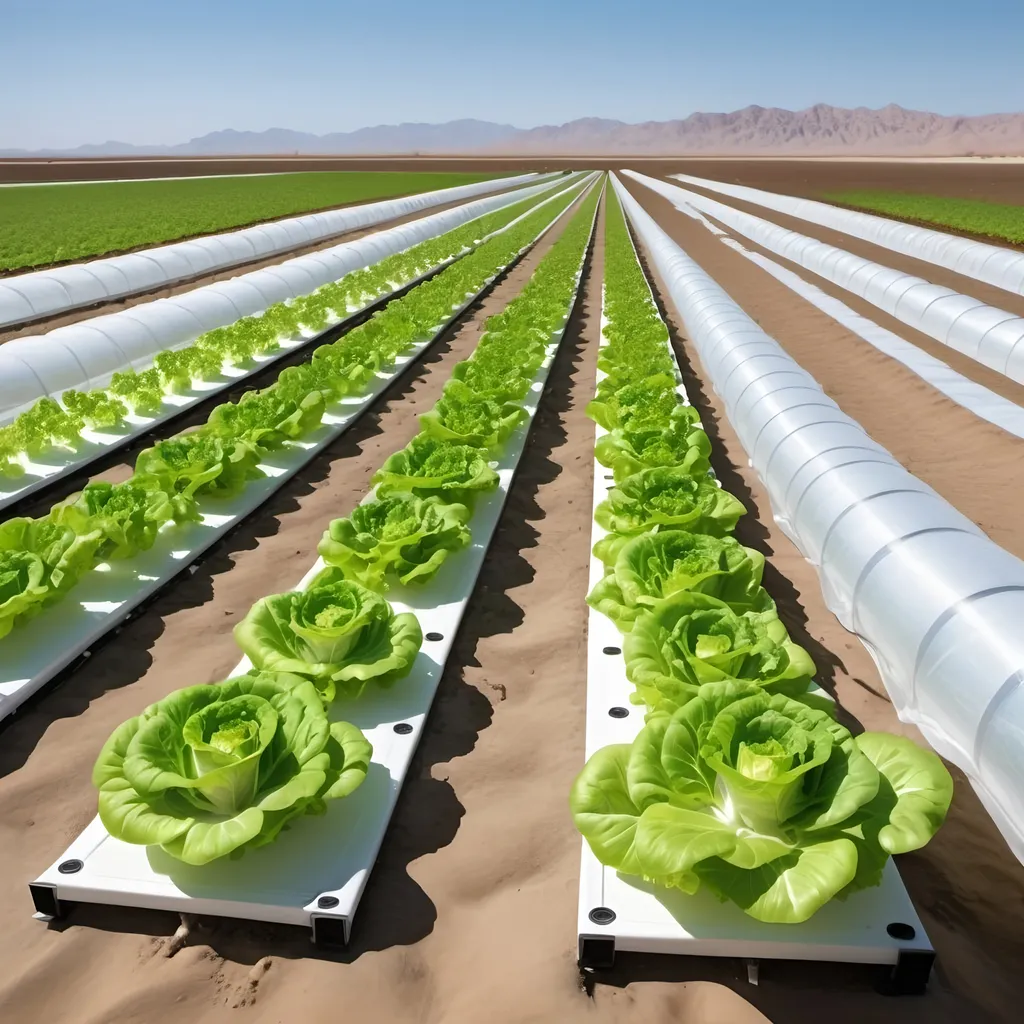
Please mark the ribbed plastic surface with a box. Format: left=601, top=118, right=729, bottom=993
left=0, top=172, right=554, bottom=329
left=673, top=172, right=1024, bottom=298
left=614, top=172, right=1024, bottom=866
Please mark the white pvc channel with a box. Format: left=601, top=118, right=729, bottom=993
left=626, top=172, right=1024, bottom=386
left=32, top=186, right=600, bottom=942
left=614, top=173, right=1024, bottom=867
left=673, top=172, right=1024, bottom=298
left=0, top=171, right=558, bottom=329
left=0, top=175, right=599, bottom=725
left=578, top=193, right=927, bottom=967
left=0, top=176, right=586, bottom=513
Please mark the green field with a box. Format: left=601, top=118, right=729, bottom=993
left=0, top=171, right=504, bottom=272
left=825, top=189, right=1024, bottom=245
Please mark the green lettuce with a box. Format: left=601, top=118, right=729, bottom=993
left=318, top=495, right=471, bottom=591
left=588, top=531, right=773, bottom=630
left=594, top=467, right=745, bottom=540
left=234, top=566, right=422, bottom=702
left=418, top=380, right=526, bottom=449
left=51, top=481, right=174, bottom=561
left=61, top=389, right=128, bottom=431
left=0, top=517, right=102, bottom=638
left=93, top=670, right=372, bottom=866
left=570, top=680, right=953, bottom=923
left=132, top=434, right=265, bottom=521
left=373, top=435, right=499, bottom=505
left=595, top=406, right=712, bottom=484
left=205, top=388, right=326, bottom=452
left=587, top=372, right=680, bottom=433
left=625, top=592, right=814, bottom=711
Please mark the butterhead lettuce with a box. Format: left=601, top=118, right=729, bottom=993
left=93, top=671, right=372, bottom=865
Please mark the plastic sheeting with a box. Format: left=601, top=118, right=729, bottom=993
left=626, top=171, right=1024, bottom=385
left=0, top=176, right=564, bottom=423
left=0, top=172, right=556, bottom=329
left=699, top=224, right=1024, bottom=441
left=673, top=172, right=1024, bottom=298
left=613, top=172, right=1024, bottom=866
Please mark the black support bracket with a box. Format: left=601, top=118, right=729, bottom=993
left=578, top=933, right=616, bottom=971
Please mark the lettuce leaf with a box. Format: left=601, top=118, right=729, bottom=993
left=373, top=435, right=499, bottom=505
left=624, top=591, right=815, bottom=711
left=233, top=567, right=422, bottom=702
left=571, top=681, right=952, bottom=923
left=318, top=495, right=471, bottom=591
left=588, top=530, right=773, bottom=630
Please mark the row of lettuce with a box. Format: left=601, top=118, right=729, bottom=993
left=0, top=178, right=580, bottom=482
left=92, top=182, right=602, bottom=866
left=0, top=180, right=589, bottom=644
left=570, top=187, right=954, bottom=925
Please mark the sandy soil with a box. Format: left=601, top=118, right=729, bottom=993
left=1, top=185, right=1021, bottom=1024
left=0, top=178, right=542, bottom=343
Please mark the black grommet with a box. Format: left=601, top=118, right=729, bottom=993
left=58, top=859, right=83, bottom=874
left=425, top=632, right=444, bottom=642
left=886, top=922, right=916, bottom=941
left=317, top=895, right=340, bottom=909
left=394, top=722, right=414, bottom=735
left=608, top=706, right=629, bottom=718
left=589, top=907, right=616, bottom=925
left=602, top=646, right=621, bottom=656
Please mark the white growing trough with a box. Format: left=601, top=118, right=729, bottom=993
left=2, top=175, right=599, bottom=726
left=576, top=177, right=934, bottom=995
left=30, top=179, right=601, bottom=945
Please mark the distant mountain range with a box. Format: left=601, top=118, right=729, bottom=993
left=6, top=105, right=1024, bottom=158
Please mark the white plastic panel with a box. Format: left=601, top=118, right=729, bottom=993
left=626, top=172, right=1024, bottom=386
left=614, top=172, right=1024, bottom=866
left=673, top=172, right=1024, bottom=299
left=0, top=172, right=557, bottom=328
left=0, top=176, right=571, bottom=422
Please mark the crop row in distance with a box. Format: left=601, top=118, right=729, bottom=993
left=0, top=171, right=505, bottom=272
left=825, top=189, right=1024, bottom=245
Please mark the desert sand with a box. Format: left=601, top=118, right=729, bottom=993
left=0, top=186, right=1021, bottom=1024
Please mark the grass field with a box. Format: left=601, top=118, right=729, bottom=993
left=0, top=170, right=502, bottom=272
left=826, top=189, right=1024, bottom=245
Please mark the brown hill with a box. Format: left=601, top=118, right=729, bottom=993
left=492, top=104, right=1024, bottom=156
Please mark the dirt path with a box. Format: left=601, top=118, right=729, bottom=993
left=618, top=174, right=1024, bottom=1023
left=0, top=178, right=544, bottom=344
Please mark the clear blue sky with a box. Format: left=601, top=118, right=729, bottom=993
left=3, top=0, right=1022, bottom=148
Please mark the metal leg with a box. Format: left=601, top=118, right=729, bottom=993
left=578, top=934, right=616, bottom=971
left=877, top=949, right=935, bottom=996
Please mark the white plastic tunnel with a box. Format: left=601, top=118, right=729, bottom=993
left=0, top=175, right=570, bottom=424
left=672, top=172, right=1024, bottom=298
left=624, top=171, right=1024, bottom=386
left=612, top=172, right=1024, bottom=866
left=0, top=171, right=557, bottom=329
